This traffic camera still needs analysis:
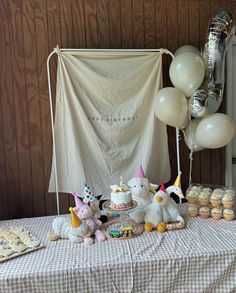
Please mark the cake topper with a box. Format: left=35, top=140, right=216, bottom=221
left=110, top=176, right=130, bottom=193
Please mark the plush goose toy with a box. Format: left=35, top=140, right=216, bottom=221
left=144, top=174, right=185, bottom=233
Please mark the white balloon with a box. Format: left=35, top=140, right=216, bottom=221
left=169, top=52, right=205, bottom=97
left=196, top=113, right=236, bottom=149
left=153, top=87, right=188, bottom=128
left=184, top=118, right=204, bottom=152
left=174, top=45, right=200, bottom=57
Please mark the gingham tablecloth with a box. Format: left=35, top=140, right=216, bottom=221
left=1, top=203, right=236, bottom=293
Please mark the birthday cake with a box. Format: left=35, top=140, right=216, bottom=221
left=110, top=177, right=133, bottom=210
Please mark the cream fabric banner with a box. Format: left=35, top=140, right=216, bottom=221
left=49, top=50, right=170, bottom=198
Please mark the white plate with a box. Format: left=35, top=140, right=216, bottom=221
left=0, top=226, right=43, bottom=263
left=0, top=243, right=43, bottom=263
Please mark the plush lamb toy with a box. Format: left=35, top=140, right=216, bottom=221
left=128, top=165, right=158, bottom=223
left=144, top=180, right=185, bottom=233
left=47, top=208, right=93, bottom=245
left=73, top=195, right=106, bottom=243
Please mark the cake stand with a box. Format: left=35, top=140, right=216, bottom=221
left=102, top=200, right=143, bottom=240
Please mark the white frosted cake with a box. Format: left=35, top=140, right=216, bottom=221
left=110, top=177, right=133, bottom=210
left=110, top=190, right=133, bottom=210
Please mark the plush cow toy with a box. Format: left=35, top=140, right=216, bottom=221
left=128, top=165, right=158, bottom=223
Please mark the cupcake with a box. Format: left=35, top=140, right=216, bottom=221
left=199, top=206, right=210, bottom=218
left=187, top=191, right=198, bottom=204
left=224, top=188, right=234, bottom=195
left=222, top=194, right=234, bottom=209
left=203, top=187, right=212, bottom=193
left=212, top=188, right=223, bottom=195
left=192, top=185, right=203, bottom=191
left=187, top=204, right=198, bottom=217
left=212, top=188, right=222, bottom=196
left=211, top=208, right=222, bottom=220
left=223, top=209, right=234, bottom=221
left=224, top=191, right=235, bottom=199
left=210, top=193, right=222, bottom=207
left=198, top=192, right=210, bottom=206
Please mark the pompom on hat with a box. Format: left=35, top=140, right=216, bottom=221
left=160, top=181, right=167, bottom=193
left=134, top=164, right=145, bottom=178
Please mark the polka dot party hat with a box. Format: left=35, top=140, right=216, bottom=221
left=82, top=180, right=96, bottom=205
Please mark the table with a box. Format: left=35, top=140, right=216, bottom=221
left=1, top=203, right=236, bottom=293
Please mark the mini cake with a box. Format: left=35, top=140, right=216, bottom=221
left=198, top=192, right=210, bottom=206
left=210, top=193, right=222, bottom=208
left=110, top=177, right=133, bottom=210
left=222, top=193, right=234, bottom=209
left=223, top=209, right=234, bottom=221
left=187, top=204, right=198, bottom=217
left=211, top=208, right=222, bottom=220
left=199, top=206, right=210, bottom=218
left=187, top=191, right=198, bottom=204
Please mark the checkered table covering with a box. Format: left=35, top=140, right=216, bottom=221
left=1, top=203, right=236, bottom=293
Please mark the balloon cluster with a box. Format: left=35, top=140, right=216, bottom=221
left=154, top=9, right=236, bottom=152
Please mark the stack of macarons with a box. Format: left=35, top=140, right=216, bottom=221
left=187, top=185, right=235, bottom=221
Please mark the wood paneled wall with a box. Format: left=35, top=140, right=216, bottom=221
left=0, top=0, right=235, bottom=219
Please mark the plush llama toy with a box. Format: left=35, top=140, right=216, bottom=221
left=47, top=208, right=93, bottom=245
left=128, top=165, right=158, bottom=223
left=144, top=175, right=185, bottom=233
left=73, top=194, right=106, bottom=244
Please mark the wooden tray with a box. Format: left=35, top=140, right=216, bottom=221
left=102, top=219, right=143, bottom=240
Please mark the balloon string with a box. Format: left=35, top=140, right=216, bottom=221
left=189, top=150, right=194, bottom=186
left=182, top=105, right=193, bottom=188
left=181, top=128, right=188, bottom=142
left=181, top=128, right=194, bottom=187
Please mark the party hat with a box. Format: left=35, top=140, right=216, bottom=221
left=134, top=164, right=145, bottom=178
left=173, top=172, right=182, bottom=188
left=69, top=207, right=81, bottom=228
left=71, top=192, right=83, bottom=209
left=160, top=181, right=167, bottom=193
left=83, top=180, right=95, bottom=204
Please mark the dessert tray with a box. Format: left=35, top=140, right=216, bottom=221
left=186, top=183, right=235, bottom=221
left=0, top=226, right=43, bottom=263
